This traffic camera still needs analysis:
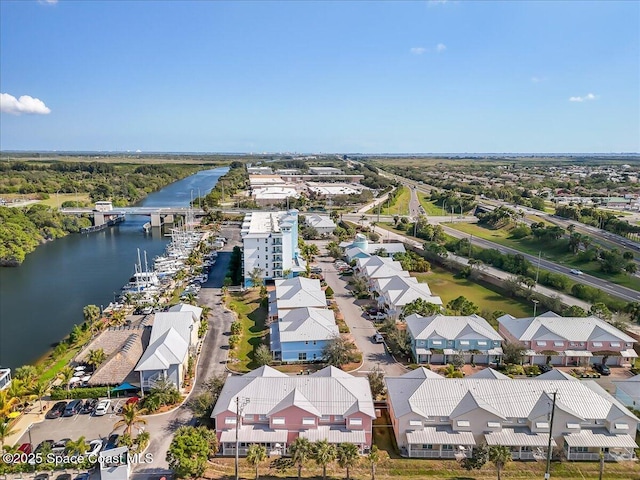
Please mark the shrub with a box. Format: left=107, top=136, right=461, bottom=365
left=505, top=365, right=525, bottom=376
left=229, top=335, right=240, bottom=349
left=524, top=365, right=540, bottom=376
left=325, top=286, right=334, bottom=298
left=50, top=386, right=109, bottom=400
left=230, top=321, right=242, bottom=335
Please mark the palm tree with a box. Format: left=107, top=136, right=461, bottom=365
left=488, top=445, right=512, bottom=480
left=289, top=437, right=312, bottom=480
left=301, top=243, right=320, bottom=275
left=183, top=292, right=197, bottom=306
left=337, top=442, right=359, bottom=480
left=65, top=436, right=88, bottom=455
left=87, top=348, right=106, bottom=370
left=0, top=421, right=17, bottom=452
left=368, top=445, right=380, bottom=480
left=30, top=381, right=49, bottom=413
left=7, top=379, right=27, bottom=409
left=83, top=304, right=101, bottom=324
left=245, top=444, right=267, bottom=480
left=249, top=267, right=264, bottom=289
left=57, top=366, right=75, bottom=392
left=14, top=365, right=38, bottom=386
left=0, top=391, right=18, bottom=418
left=114, top=403, right=148, bottom=436
left=313, top=439, right=336, bottom=480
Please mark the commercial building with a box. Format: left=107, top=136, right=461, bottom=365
left=241, top=210, right=303, bottom=287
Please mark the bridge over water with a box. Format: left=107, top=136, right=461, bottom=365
left=61, top=206, right=207, bottom=227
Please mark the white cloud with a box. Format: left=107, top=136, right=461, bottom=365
left=569, top=93, right=597, bottom=102
left=531, top=76, right=546, bottom=83
left=411, top=43, right=446, bottom=55
left=428, top=0, right=449, bottom=6
left=0, top=93, right=52, bottom=115
left=410, top=47, right=427, bottom=55
left=38, top=0, right=58, bottom=4
left=436, top=43, right=447, bottom=53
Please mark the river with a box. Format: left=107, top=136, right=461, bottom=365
left=0, top=166, right=228, bottom=369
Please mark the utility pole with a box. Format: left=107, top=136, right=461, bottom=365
left=235, top=396, right=250, bottom=480
left=535, top=250, right=542, bottom=284
left=544, top=391, right=557, bottom=479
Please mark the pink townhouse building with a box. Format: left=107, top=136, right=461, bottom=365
left=498, top=311, right=637, bottom=366
left=211, top=366, right=376, bottom=456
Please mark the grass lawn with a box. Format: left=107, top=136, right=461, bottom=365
left=36, top=193, right=92, bottom=208
left=227, top=290, right=268, bottom=373
left=449, top=222, right=640, bottom=292
left=414, top=266, right=533, bottom=319
left=418, top=192, right=445, bottom=215
left=38, top=347, right=81, bottom=384
left=371, top=186, right=411, bottom=216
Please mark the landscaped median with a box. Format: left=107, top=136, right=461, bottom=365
left=225, top=289, right=269, bottom=373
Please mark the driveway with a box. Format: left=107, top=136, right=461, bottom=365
left=318, top=254, right=407, bottom=377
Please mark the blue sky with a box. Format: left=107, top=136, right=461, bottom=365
left=1, top=1, right=638, bottom=153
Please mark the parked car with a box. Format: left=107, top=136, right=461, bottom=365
left=35, top=440, right=54, bottom=454
left=34, top=474, right=50, bottom=480
left=52, top=439, right=71, bottom=453
left=55, top=474, right=72, bottom=480
left=81, top=398, right=98, bottom=414
left=46, top=401, right=67, bottom=419
left=141, top=306, right=153, bottom=315
left=570, top=269, right=584, bottom=275
left=104, top=434, right=120, bottom=451
left=86, top=439, right=103, bottom=456
left=593, top=363, right=611, bottom=375
left=73, top=474, right=89, bottom=480
left=94, top=399, right=111, bottom=416
left=310, top=266, right=322, bottom=274
left=539, top=364, right=553, bottom=373
left=373, top=333, right=384, bottom=344
left=63, top=399, right=83, bottom=417
left=17, top=443, right=32, bottom=455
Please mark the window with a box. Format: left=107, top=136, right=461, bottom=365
left=259, top=415, right=268, bottom=422
left=536, top=341, right=547, bottom=347
left=536, top=422, right=549, bottom=429
left=456, top=420, right=470, bottom=427
left=574, top=447, right=588, bottom=453
left=225, top=417, right=237, bottom=424
left=439, top=417, right=448, bottom=422
left=302, top=418, right=315, bottom=425
left=487, top=422, right=501, bottom=428
left=272, top=418, right=285, bottom=425
left=432, top=340, right=442, bottom=346
left=477, top=341, right=488, bottom=346
left=422, top=444, right=434, bottom=450
left=460, top=340, right=470, bottom=346
left=409, top=420, right=422, bottom=427
left=313, top=341, right=316, bottom=345
left=442, top=445, right=454, bottom=451
left=566, top=423, right=580, bottom=429
left=554, top=341, right=564, bottom=347
left=592, top=342, right=603, bottom=347
left=313, top=354, right=317, bottom=360
left=244, top=415, right=254, bottom=421
left=611, top=342, right=621, bottom=347
left=334, top=415, right=344, bottom=422
left=614, top=423, right=629, bottom=430
left=320, top=415, right=331, bottom=423
left=305, top=341, right=309, bottom=345
left=517, top=418, right=526, bottom=424
left=349, top=418, right=363, bottom=426
left=298, top=353, right=307, bottom=361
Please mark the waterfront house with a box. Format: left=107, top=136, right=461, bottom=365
left=374, top=276, right=442, bottom=320
left=135, top=312, right=196, bottom=391
left=614, top=375, right=640, bottom=410
left=168, top=303, right=203, bottom=323
left=498, top=311, right=637, bottom=366
left=385, top=370, right=639, bottom=460
left=0, top=368, right=11, bottom=391
left=405, top=314, right=502, bottom=364
left=268, top=277, right=327, bottom=322
left=270, top=307, right=339, bottom=362
left=211, top=366, right=375, bottom=456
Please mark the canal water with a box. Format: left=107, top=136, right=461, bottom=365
left=0, top=167, right=228, bottom=369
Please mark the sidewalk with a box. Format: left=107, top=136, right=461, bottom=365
left=4, top=401, right=52, bottom=447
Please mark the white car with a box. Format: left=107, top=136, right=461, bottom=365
left=570, top=269, right=584, bottom=275
left=87, top=439, right=103, bottom=456
left=94, top=400, right=111, bottom=416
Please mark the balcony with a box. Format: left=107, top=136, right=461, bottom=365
left=272, top=239, right=283, bottom=245
left=273, top=255, right=283, bottom=262
left=272, top=247, right=283, bottom=254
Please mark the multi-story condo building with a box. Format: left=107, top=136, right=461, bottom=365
left=386, top=369, right=639, bottom=461
left=241, top=210, right=302, bottom=287
left=212, top=366, right=375, bottom=456
left=498, top=311, right=637, bottom=366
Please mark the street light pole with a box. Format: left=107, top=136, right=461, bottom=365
left=544, top=391, right=558, bottom=480
left=533, top=299, right=539, bottom=319
left=235, top=396, right=249, bottom=480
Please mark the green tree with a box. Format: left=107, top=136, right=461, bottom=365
left=289, top=437, right=312, bottom=480
left=327, top=241, right=343, bottom=259
left=400, top=298, right=441, bottom=320
left=246, top=444, right=267, bottom=480
left=58, top=366, right=75, bottom=392
left=625, top=302, right=640, bottom=323
left=461, top=443, right=489, bottom=471
left=337, top=442, right=359, bottom=480
left=322, top=335, right=359, bottom=367
left=249, top=267, right=264, bottom=288
left=313, top=439, right=337, bottom=480
left=166, top=426, right=217, bottom=479
left=489, top=445, right=512, bottom=480
left=589, top=302, right=612, bottom=321
left=114, top=403, right=148, bottom=436
left=87, top=348, right=106, bottom=370
left=301, top=243, right=320, bottom=275
left=367, top=365, right=386, bottom=399
left=367, top=445, right=380, bottom=480
left=83, top=304, right=101, bottom=324
left=30, top=381, right=49, bottom=413
left=502, top=342, right=525, bottom=365
left=13, top=365, right=38, bottom=385
left=0, top=421, right=17, bottom=452
left=254, top=344, right=272, bottom=367
left=65, top=436, right=88, bottom=455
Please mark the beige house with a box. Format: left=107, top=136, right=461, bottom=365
left=386, top=369, right=638, bottom=461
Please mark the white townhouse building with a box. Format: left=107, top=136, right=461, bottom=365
left=614, top=375, right=640, bottom=410
left=405, top=314, right=502, bottom=365
left=241, top=210, right=304, bottom=287
left=386, top=369, right=639, bottom=461
left=498, top=311, right=637, bottom=366
left=268, top=277, right=328, bottom=322
left=374, top=276, right=443, bottom=319
left=304, top=214, right=337, bottom=236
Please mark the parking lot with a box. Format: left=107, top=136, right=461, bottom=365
left=17, top=397, right=135, bottom=449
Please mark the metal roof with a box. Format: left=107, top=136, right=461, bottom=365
left=273, top=278, right=327, bottom=310
left=406, top=426, right=476, bottom=445
left=406, top=314, right=502, bottom=343
left=376, top=276, right=443, bottom=307
left=402, top=367, right=442, bottom=379
left=220, top=426, right=288, bottom=444
left=150, top=312, right=194, bottom=345
left=564, top=429, right=638, bottom=448
left=468, top=368, right=510, bottom=380
left=485, top=428, right=556, bottom=447
left=275, top=307, right=339, bottom=343
left=498, top=312, right=636, bottom=343
left=300, top=426, right=367, bottom=444
left=135, top=327, right=188, bottom=371
left=168, top=303, right=203, bottom=321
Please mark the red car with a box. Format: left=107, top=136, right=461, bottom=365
left=18, top=443, right=32, bottom=455
left=125, top=397, right=140, bottom=405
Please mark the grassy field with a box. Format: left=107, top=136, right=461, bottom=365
left=227, top=290, right=268, bottom=373
left=449, top=222, right=640, bottom=292
left=414, top=267, right=533, bottom=319
left=39, top=193, right=92, bottom=208
left=371, top=186, right=411, bottom=216
left=418, top=192, right=445, bottom=215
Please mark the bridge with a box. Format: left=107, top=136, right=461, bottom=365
left=61, top=207, right=206, bottom=227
